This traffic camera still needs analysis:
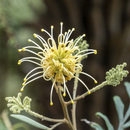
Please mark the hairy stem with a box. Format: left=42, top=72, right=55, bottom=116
left=66, top=81, right=108, bottom=105
left=13, top=97, right=63, bottom=123
left=25, top=109, right=63, bottom=123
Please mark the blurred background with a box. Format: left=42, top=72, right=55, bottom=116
left=0, top=0, right=130, bottom=130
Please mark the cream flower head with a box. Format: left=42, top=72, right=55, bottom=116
left=18, top=22, right=97, bottom=105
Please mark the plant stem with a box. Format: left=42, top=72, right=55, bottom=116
left=66, top=81, right=108, bottom=105
left=47, top=122, right=64, bottom=130
left=56, top=84, right=74, bottom=130
left=72, top=72, right=80, bottom=130
left=13, top=97, right=63, bottom=123
left=25, top=109, right=63, bottom=123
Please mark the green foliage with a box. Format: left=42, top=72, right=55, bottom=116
left=0, top=0, right=46, bottom=27
left=95, top=112, right=114, bottom=130
left=5, top=93, right=31, bottom=114
left=116, top=82, right=130, bottom=130
left=81, top=112, right=114, bottom=130
left=114, top=96, right=124, bottom=130
left=113, top=82, right=130, bottom=130
left=11, top=114, right=49, bottom=130
left=124, top=82, right=130, bottom=98
left=81, top=82, right=130, bottom=130
left=5, top=93, right=50, bottom=129
left=81, top=119, right=104, bottom=130
left=0, top=118, right=8, bottom=130
left=105, top=63, right=129, bottom=86
left=0, top=0, right=46, bottom=47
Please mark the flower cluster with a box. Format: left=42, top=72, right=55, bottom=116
left=5, top=93, right=31, bottom=113
left=18, top=22, right=97, bottom=105
left=106, top=62, right=129, bottom=86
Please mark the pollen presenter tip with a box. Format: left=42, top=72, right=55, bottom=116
left=88, top=91, right=91, bottom=94
left=63, top=93, right=66, bottom=97
left=94, top=80, right=98, bottom=84
left=22, top=83, right=25, bottom=86
left=23, top=78, right=26, bottom=82
left=18, top=49, right=22, bottom=52
left=21, top=88, right=24, bottom=91
left=33, top=34, right=37, bottom=38
left=71, top=100, right=74, bottom=104
left=18, top=60, right=21, bottom=65
left=72, top=28, right=75, bottom=31
left=28, top=39, right=31, bottom=42
left=22, top=48, right=25, bottom=51
left=41, top=29, right=44, bottom=32
left=94, top=50, right=97, bottom=54
left=50, top=102, right=53, bottom=106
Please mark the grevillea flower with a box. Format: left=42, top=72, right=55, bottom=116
left=18, top=22, right=97, bottom=105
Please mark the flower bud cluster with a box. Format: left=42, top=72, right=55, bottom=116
left=106, top=62, right=129, bottom=86
left=73, top=36, right=89, bottom=59
left=5, top=93, right=31, bottom=113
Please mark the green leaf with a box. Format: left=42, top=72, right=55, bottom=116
left=124, top=104, right=130, bottom=123
left=11, top=114, right=49, bottom=130
left=113, top=96, right=124, bottom=130
left=123, top=120, right=130, bottom=129
left=91, top=123, right=104, bottom=130
left=81, top=119, right=103, bottom=130
left=124, top=82, right=130, bottom=99
left=96, top=112, right=114, bottom=130
left=123, top=82, right=130, bottom=123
